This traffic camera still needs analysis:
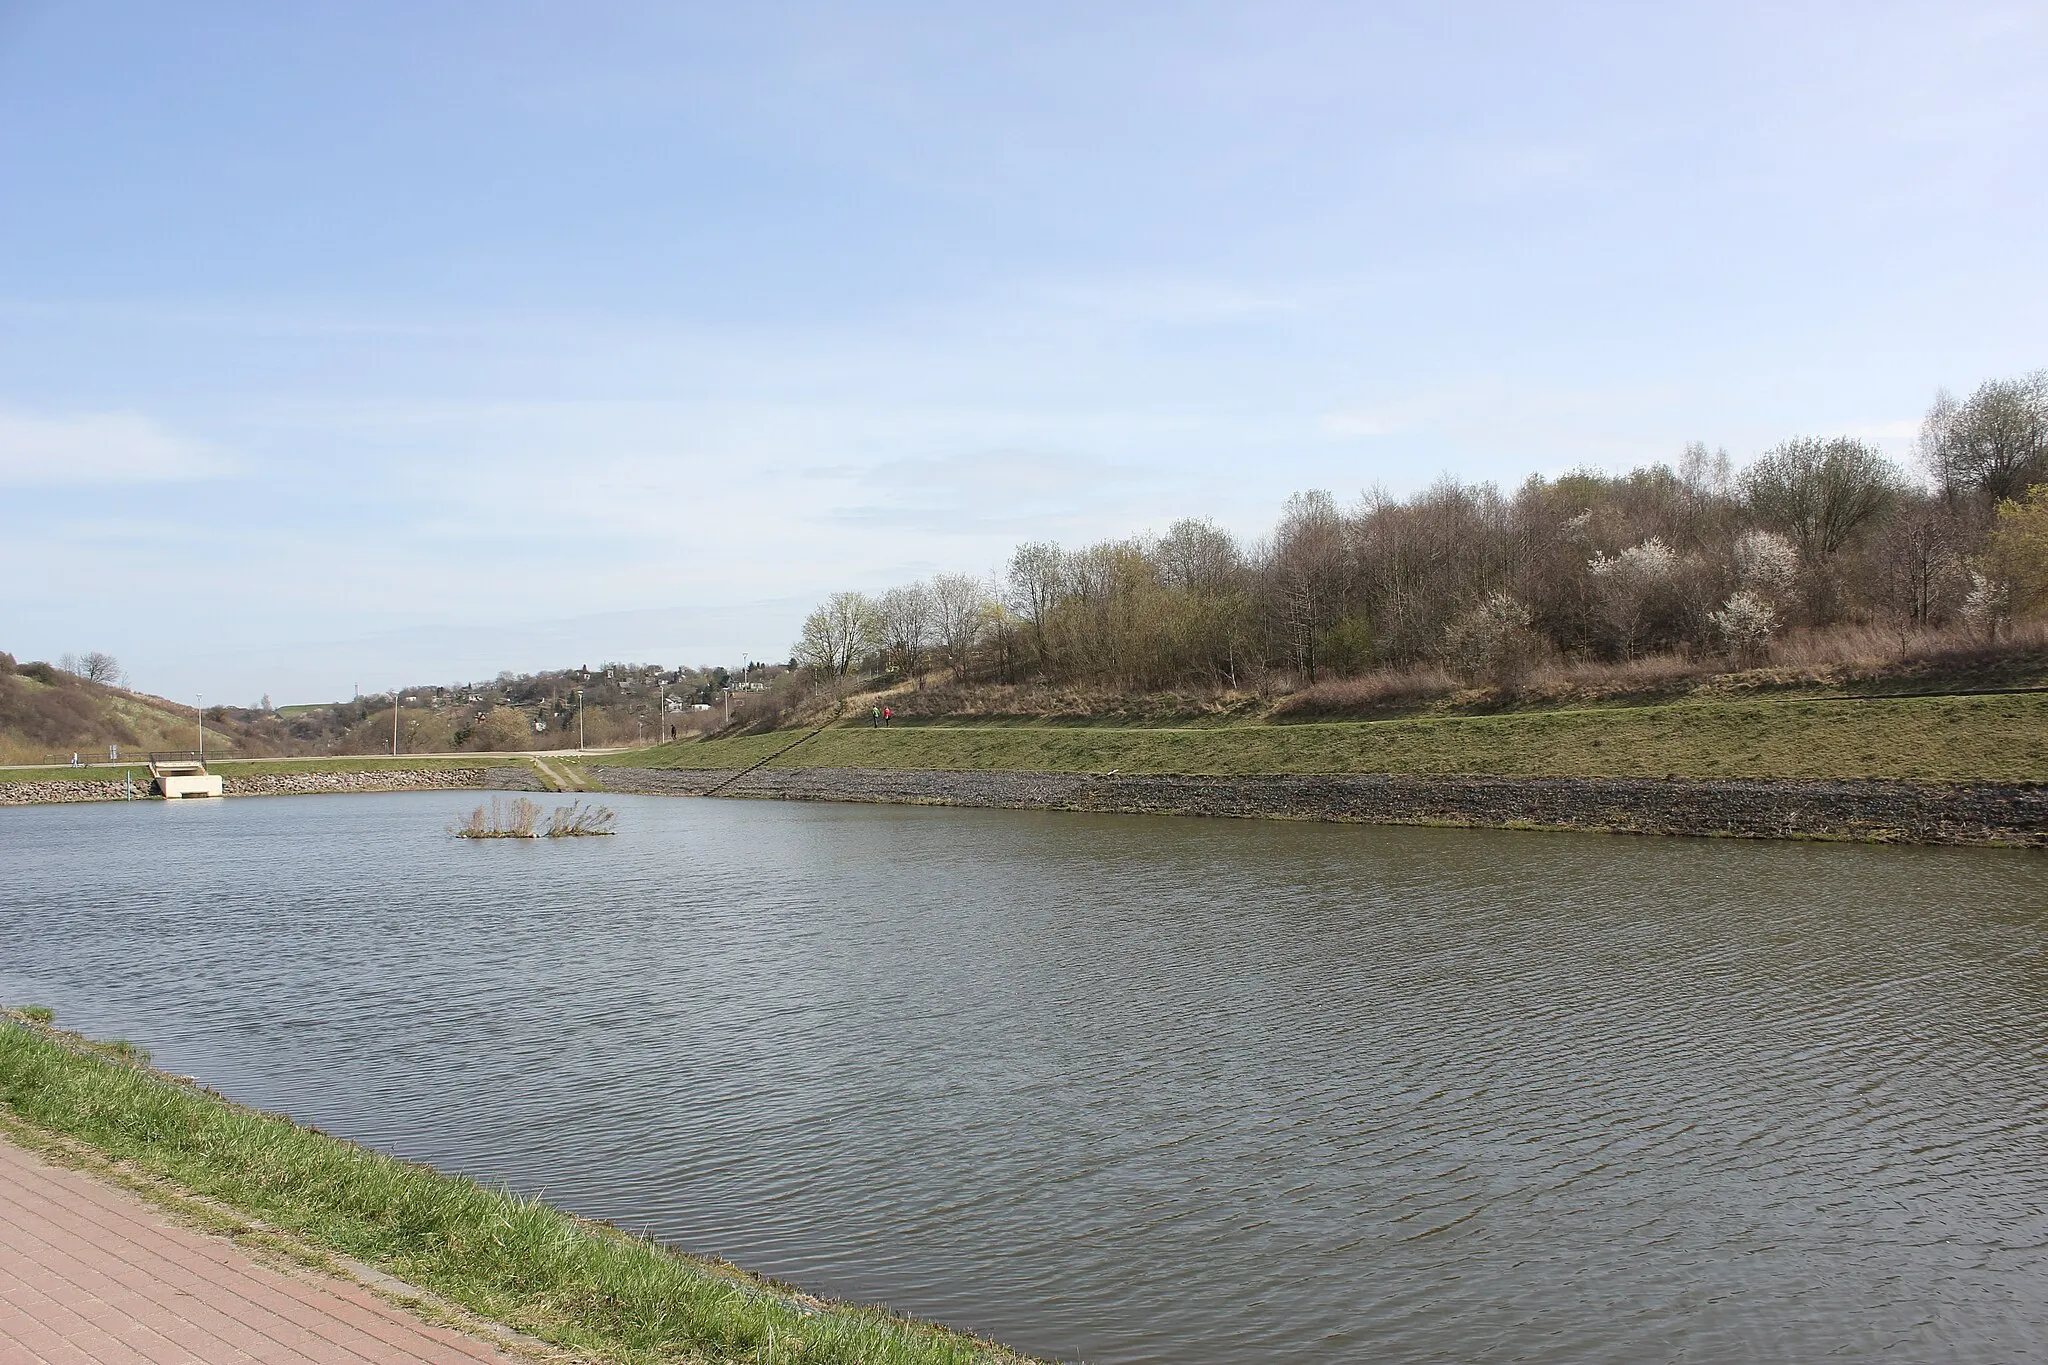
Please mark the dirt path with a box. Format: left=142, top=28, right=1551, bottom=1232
left=527, top=758, right=588, bottom=793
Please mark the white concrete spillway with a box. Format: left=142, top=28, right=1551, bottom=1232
left=147, top=752, right=223, bottom=799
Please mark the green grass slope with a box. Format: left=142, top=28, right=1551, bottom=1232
left=608, top=692, right=2048, bottom=783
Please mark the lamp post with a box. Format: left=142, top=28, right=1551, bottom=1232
left=392, top=690, right=400, bottom=757
left=196, top=694, right=203, bottom=762
left=577, top=688, right=585, bottom=753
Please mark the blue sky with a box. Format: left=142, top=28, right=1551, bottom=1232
left=3, top=2, right=2044, bottom=703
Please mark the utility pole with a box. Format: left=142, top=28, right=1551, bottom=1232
left=196, top=694, right=203, bottom=761
left=392, top=690, right=399, bottom=757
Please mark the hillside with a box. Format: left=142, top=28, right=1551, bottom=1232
left=0, top=656, right=242, bottom=767
left=0, top=650, right=767, bottom=766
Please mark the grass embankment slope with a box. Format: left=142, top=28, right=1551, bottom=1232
left=609, top=692, right=2048, bottom=783
left=0, top=1013, right=1040, bottom=1365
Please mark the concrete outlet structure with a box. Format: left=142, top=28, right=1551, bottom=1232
left=147, top=752, right=223, bottom=799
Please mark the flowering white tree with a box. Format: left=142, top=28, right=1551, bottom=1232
left=1732, top=530, right=1801, bottom=605
left=1709, top=590, right=1778, bottom=663
left=1588, top=538, right=1680, bottom=659
left=1961, top=571, right=2008, bottom=638
left=1442, top=592, right=1542, bottom=689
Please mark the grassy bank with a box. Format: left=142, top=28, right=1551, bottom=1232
left=608, top=692, right=2048, bottom=783
left=0, top=1013, right=1039, bottom=1365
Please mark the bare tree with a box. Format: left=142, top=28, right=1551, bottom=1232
left=930, top=573, right=992, bottom=676
left=80, top=651, right=122, bottom=685
left=1741, top=437, right=1901, bottom=562
left=876, top=582, right=937, bottom=682
left=793, top=592, right=880, bottom=689
left=1920, top=371, right=2048, bottom=505
left=1005, top=542, right=1064, bottom=673
left=1873, top=498, right=1970, bottom=626
left=1154, top=518, right=1241, bottom=593
left=1266, top=490, right=1348, bottom=681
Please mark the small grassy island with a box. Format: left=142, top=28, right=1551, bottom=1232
left=452, top=796, right=617, bottom=838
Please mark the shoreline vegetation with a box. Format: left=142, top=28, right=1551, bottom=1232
left=4, top=687, right=2043, bottom=844
left=0, top=1010, right=1045, bottom=1365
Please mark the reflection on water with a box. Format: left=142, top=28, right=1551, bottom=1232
left=3, top=792, right=2045, bottom=1363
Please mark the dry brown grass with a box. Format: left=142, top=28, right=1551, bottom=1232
left=1274, top=619, right=2048, bottom=720
left=1264, top=665, right=1460, bottom=718
left=450, top=796, right=617, bottom=838
left=1764, top=618, right=2048, bottom=671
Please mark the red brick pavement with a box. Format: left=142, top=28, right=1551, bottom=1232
left=0, top=1134, right=531, bottom=1364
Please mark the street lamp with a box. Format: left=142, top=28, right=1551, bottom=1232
left=577, top=688, right=585, bottom=753
left=392, top=689, right=400, bottom=758
left=196, top=693, right=203, bottom=762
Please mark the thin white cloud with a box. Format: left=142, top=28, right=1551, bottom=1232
left=0, top=409, right=233, bottom=486
left=1320, top=411, right=1401, bottom=439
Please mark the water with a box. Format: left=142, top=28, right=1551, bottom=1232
left=2, top=792, right=2045, bottom=1363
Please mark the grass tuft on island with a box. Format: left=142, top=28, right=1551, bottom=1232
left=452, top=796, right=618, bottom=838
left=0, top=1012, right=1043, bottom=1365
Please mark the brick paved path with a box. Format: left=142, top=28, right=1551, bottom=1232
left=0, top=1134, right=528, bottom=1364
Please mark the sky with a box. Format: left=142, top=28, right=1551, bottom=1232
left=2, top=2, right=2045, bottom=704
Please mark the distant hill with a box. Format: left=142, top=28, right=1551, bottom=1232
left=0, top=654, right=245, bottom=766
left=0, top=651, right=764, bottom=764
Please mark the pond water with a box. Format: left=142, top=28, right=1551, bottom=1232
left=3, top=792, right=2045, bottom=1363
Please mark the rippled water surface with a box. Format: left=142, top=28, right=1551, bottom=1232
left=4, top=793, right=2046, bottom=1362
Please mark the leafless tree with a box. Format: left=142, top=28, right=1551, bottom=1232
left=1920, top=371, right=2048, bottom=505
left=930, top=573, right=991, bottom=676
left=1873, top=498, right=1971, bottom=626
left=1266, top=490, right=1349, bottom=681
left=1742, top=437, right=1901, bottom=562
left=793, top=591, right=880, bottom=687
left=876, top=582, right=937, bottom=682
left=1155, top=518, right=1241, bottom=593
left=1005, top=542, right=1064, bottom=673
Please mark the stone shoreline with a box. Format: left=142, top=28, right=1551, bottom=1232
left=0, top=767, right=539, bottom=806
left=594, top=765, right=2048, bottom=847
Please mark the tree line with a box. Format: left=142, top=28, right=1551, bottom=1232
left=795, top=369, right=2048, bottom=693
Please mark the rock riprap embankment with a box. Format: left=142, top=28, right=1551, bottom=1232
left=224, top=768, right=540, bottom=796
left=1, top=766, right=539, bottom=805
left=0, top=780, right=130, bottom=805
left=594, top=766, right=2047, bottom=846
